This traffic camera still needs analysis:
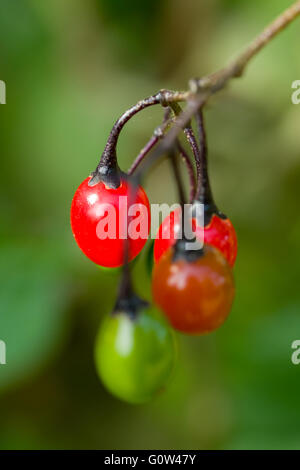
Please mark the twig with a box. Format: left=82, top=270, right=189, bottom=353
left=191, top=1, right=300, bottom=94
left=177, top=142, right=196, bottom=202
left=169, top=150, right=186, bottom=207
left=93, top=1, right=300, bottom=188
left=134, top=2, right=300, bottom=180
left=168, top=102, right=202, bottom=198
left=195, top=109, right=214, bottom=203
left=128, top=108, right=172, bottom=175
left=127, top=135, right=159, bottom=176
left=134, top=96, right=207, bottom=179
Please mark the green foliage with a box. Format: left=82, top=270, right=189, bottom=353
left=0, top=240, right=68, bottom=391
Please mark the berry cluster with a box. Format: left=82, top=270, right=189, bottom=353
left=70, top=95, right=237, bottom=403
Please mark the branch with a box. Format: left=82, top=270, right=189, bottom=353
left=134, top=1, right=300, bottom=178
left=168, top=150, right=186, bottom=206
left=195, top=109, right=213, bottom=203
left=192, top=0, right=300, bottom=93
left=127, top=108, right=172, bottom=175
left=94, top=1, right=300, bottom=188
left=134, top=96, right=206, bottom=178
left=177, top=142, right=196, bottom=202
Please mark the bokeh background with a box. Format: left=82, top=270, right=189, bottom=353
left=0, top=0, right=300, bottom=450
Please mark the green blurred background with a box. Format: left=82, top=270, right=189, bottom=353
left=0, top=0, right=300, bottom=450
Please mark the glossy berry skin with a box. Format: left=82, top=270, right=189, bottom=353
left=71, top=176, right=150, bottom=268
left=94, top=306, right=176, bottom=404
left=152, top=244, right=235, bottom=335
left=154, top=208, right=237, bottom=267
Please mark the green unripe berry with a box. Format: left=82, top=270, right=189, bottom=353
left=95, top=306, right=176, bottom=404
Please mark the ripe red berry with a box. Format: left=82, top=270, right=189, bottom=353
left=154, top=207, right=237, bottom=267
left=71, top=176, right=150, bottom=268
left=152, top=244, right=235, bottom=334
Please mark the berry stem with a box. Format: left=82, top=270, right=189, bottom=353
left=90, top=91, right=177, bottom=188
left=127, top=135, right=159, bottom=176
left=177, top=142, right=196, bottom=202
left=129, top=107, right=196, bottom=203
left=128, top=107, right=172, bottom=175
left=114, top=175, right=148, bottom=318
left=169, top=150, right=186, bottom=207
left=114, top=268, right=148, bottom=319
left=169, top=102, right=202, bottom=199
left=133, top=98, right=210, bottom=181
left=195, top=109, right=214, bottom=206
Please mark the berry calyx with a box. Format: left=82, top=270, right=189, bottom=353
left=94, top=304, right=176, bottom=404
left=71, top=176, right=150, bottom=268
left=153, top=206, right=237, bottom=267
left=194, top=210, right=237, bottom=267
left=152, top=243, right=235, bottom=334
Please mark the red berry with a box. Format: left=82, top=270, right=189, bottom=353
left=71, top=176, right=150, bottom=268
left=194, top=213, right=237, bottom=267
left=152, top=244, right=235, bottom=334
left=154, top=208, right=237, bottom=267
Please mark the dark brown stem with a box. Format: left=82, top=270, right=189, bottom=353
left=169, top=102, right=202, bottom=201
left=127, top=135, right=159, bottom=176
left=184, top=126, right=201, bottom=198
left=114, top=175, right=148, bottom=318
left=133, top=96, right=206, bottom=180
left=114, top=269, right=148, bottom=318
left=90, top=92, right=166, bottom=188
left=169, top=150, right=186, bottom=206
left=128, top=107, right=172, bottom=175
left=177, top=142, right=196, bottom=202
left=195, top=109, right=214, bottom=204
left=194, top=109, right=228, bottom=224
left=129, top=104, right=196, bottom=202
